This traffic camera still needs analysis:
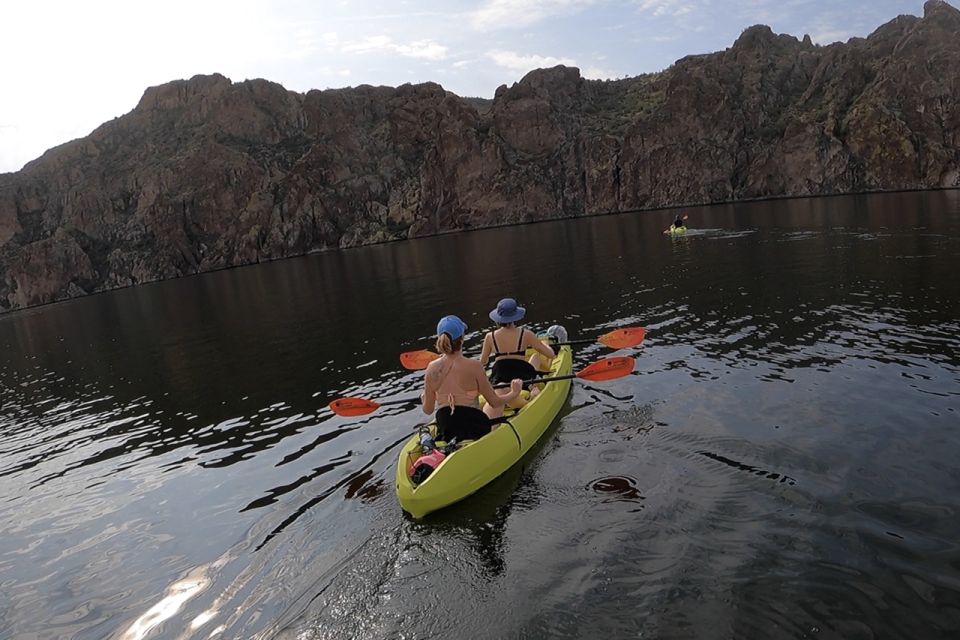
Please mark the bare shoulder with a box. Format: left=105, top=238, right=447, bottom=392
left=425, top=359, right=443, bottom=381
left=466, top=358, right=486, bottom=375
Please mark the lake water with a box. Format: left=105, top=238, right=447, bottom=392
left=1, top=191, right=959, bottom=639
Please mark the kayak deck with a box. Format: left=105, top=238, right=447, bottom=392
left=395, top=344, right=573, bottom=518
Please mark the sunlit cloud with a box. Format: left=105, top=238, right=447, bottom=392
left=486, top=49, right=577, bottom=73
left=321, top=31, right=340, bottom=49
left=582, top=65, right=617, bottom=79
left=485, top=48, right=616, bottom=80
left=396, top=40, right=449, bottom=60
left=342, top=35, right=392, bottom=53
left=809, top=29, right=854, bottom=44
left=471, top=0, right=599, bottom=31
left=633, top=0, right=696, bottom=17
left=342, top=36, right=448, bottom=60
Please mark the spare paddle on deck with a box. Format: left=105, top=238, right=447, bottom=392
left=330, top=355, right=636, bottom=417
left=399, top=327, right=646, bottom=370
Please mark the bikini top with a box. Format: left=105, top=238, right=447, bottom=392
left=490, top=326, right=527, bottom=360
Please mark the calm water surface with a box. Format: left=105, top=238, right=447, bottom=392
left=1, top=192, right=959, bottom=639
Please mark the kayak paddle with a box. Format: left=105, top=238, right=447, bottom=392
left=399, top=326, right=645, bottom=370
left=330, top=355, right=636, bottom=417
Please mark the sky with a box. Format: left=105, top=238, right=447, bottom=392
left=0, top=0, right=928, bottom=173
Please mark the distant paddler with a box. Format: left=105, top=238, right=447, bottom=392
left=663, top=214, right=689, bottom=235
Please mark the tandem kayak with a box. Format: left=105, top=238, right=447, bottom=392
left=395, top=343, right=573, bottom=518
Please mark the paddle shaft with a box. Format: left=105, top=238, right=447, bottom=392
left=448, top=338, right=594, bottom=358
left=493, top=372, right=578, bottom=388
left=335, top=354, right=634, bottom=416
left=366, top=372, right=576, bottom=408
left=373, top=396, right=420, bottom=409
left=554, top=337, right=602, bottom=346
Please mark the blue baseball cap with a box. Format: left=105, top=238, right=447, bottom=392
left=436, top=315, right=467, bottom=340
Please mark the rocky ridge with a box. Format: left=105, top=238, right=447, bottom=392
left=1, top=0, right=959, bottom=312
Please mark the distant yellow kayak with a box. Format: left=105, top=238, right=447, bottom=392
left=395, top=344, right=573, bottom=518
left=669, top=225, right=687, bottom=234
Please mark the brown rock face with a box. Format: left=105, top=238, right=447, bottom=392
left=2, top=3, right=960, bottom=312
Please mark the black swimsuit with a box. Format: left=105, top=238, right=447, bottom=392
left=489, top=328, right=538, bottom=384
left=436, top=406, right=492, bottom=441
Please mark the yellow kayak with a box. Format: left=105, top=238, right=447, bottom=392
left=395, top=344, right=573, bottom=518
left=669, top=225, right=687, bottom=234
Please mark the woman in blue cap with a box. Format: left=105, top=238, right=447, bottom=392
left=422, top=315, right=524, bottom=441
left=480, top=298, right=556, bottom=386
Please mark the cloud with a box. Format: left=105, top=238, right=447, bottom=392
left=341, top=35, right=392, bottom=54
left=342, top=36, right=448, bottom=60
left=471, top=0, right=599, bottom=31
left=485, top=49, right=616, bottom=79
left=633, top=0, right=695, bottom=17
left=395, top=40, right=449, bottom=60
left=809, top=29, right=853, bottom=44
left=582, top=66, right=617, bottom=80
left=486, top=49, right=577, bottom=73
left=321, top=32, right=340, bottom=49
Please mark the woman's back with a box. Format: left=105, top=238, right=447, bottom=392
left=426, top=354, right=480, bottom=408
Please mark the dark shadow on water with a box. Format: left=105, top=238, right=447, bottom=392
left=589, top=475, right=646, bottom=512
left=696, top=450, right=798, bottom=485
left=249, top=432, right=409, bottom=551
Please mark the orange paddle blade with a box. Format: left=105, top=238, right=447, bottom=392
left=598, top=327, right=646, bottom=349
left=576, top=356, right=636, bottom=381
left=400, top=350, right=440, bottom=370
left=329, top=397, right=381, bottom=417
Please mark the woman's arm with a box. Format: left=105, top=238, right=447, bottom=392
left=479, top=332, right=492, bottom=366
left=526, top=329, right=555, bottom=360
left=422, top=366, right=437, bottom=415
left=475, top=362, right=521, bottom=407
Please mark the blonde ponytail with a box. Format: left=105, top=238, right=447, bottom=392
left=436, top=334, right=463, bottom=355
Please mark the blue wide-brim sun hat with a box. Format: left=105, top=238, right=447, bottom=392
left=436, top=315, right=467, bottom=340
left=489, top=298, right=526, bottom=324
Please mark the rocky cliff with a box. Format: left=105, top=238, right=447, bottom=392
left=1, top=1, right=959, bottom=312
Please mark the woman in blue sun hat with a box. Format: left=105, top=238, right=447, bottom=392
left=480, top=298, right=556, bottom=386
